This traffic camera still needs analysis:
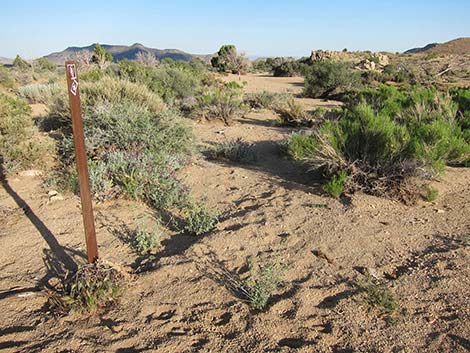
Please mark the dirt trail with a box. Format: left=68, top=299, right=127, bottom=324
left=1, top=75, right=470, bottom=353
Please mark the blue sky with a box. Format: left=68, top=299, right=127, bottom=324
left=1, top=0, right=469, bottom=58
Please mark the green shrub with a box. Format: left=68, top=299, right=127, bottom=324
left=194, top=84, right=245, bottom=124
left=272, top=60, right=306, bottom=77
left=244, top=258, right=285, bottom=311
left=323, top=170, right=348, bottom=198
left=0, top=93, right=54, bottom=173
left=129, top=223, right=160, bottom=255
left=33, top=58, right=56, bottom=72
left=450, top=87, right=470, bottom=141
left=115, top=60, right=211, bottom=105
left=382, top=63, right=416, bottom=83
left=182, top=201, right=218, bottom=235
left=13, top=55, right=30, bottom=70
left=79, top=67, right=105, bottom=82
left=287, top=86, right=470, bottom=202
left=304, top=60, right=359, bottom=98
left=424, top=186, right=438, bottom=202
left=285, top=132, right=319, bottom=160
left=357, top=276, right=400, bottom=323
left=0, top=65, right=16, bottom=89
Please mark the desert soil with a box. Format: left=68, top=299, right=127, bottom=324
left=1, top=74, right=469, bottom=353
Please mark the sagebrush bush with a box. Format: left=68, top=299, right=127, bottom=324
left=57, top=102, right=193, bottom=209
left=194, top=83, right=245, bottom=124
left=0, top=93, right=54, bottom=173
left=304, top=60, right=359, bottom=98
left=18, top=83, right=61, bottom=104
left=80, top=76, right=166, bottom=113
left=209, top=138, right=257, bottom=163
left=243, top=91, right=284, bottom=110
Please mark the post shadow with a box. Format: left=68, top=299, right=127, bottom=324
left=0, top=161, right=78, bottom=299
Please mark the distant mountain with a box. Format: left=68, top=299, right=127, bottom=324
left=405, top=37, right=470, bottom=55
left=43, top=43, right=213, bottom=64
left=0, top=57, right=13, bottom=65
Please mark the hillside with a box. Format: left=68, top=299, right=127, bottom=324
left=0, top=57, right=12, bottom=65
left=43, top=43, right=213, bottom=63
left=406, top=37, right=470, bottom=54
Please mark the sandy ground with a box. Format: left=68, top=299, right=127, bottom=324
left=1, top=75, right=469, bottom=353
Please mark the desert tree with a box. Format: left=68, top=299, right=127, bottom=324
left=211, top=45, right=249, bottom=76
left=136, top=51, right=158, bottom=66
left=73, top=49, right=94, bottom=68
left=92, top=43, right=113, bottom=69
left=12, top=55, right=30, bottom=70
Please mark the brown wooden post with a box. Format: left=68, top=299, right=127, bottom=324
left=65, top=60, right=98, bottom=263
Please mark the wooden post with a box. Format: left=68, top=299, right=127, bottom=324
left=65, top=60, right=98, bottom=263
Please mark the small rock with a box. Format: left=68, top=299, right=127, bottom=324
left=48, top=190, right=58, bottom=197
left=109, top=324, right=123, bottom=333
left=18, top=169, right=42, bottom=177
left=50, top=195, right=64, bottom=201
left=434, top=209, right=445, bottom=214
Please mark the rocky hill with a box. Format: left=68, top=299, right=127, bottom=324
left=405, top=37, right=470, bottom=54
left=43, top=43, right=213, bottom=64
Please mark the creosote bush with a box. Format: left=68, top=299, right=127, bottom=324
left=304, top=60, right=359, bottom=98
left=287, top=85, right=470, bottom=203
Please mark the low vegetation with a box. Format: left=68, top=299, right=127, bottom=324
left=193, top=82, right=245, bottom=125
left=244, top=257, right=286, bottom=311
left=208, top=138, right=257, bottom=163
left=287, top=85, right=470, bottom=202
left=47, top=260, right=124, bottom=313
left=0, top=92, right=54, bottom=173
left=275, top=98, right=315, bottom=127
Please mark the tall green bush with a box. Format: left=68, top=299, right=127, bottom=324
left=304, top=60, right=359, bottom=98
